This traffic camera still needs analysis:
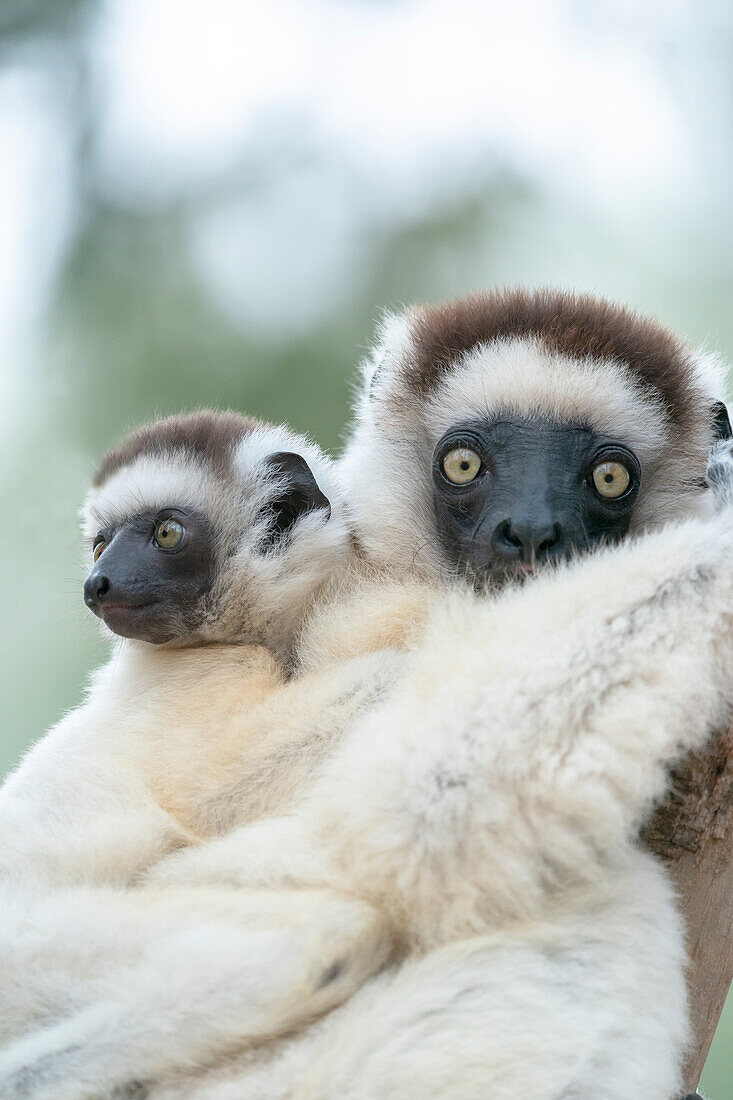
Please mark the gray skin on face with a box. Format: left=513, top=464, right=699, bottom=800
left=83, top=507, right=216, bottom=644
left=431, top=416, right=642, bottom=583
left=83, top=451, right=332, bottom=645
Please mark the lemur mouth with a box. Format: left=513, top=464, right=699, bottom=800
left=98, top=601, right=159, bottom=621
left=100, top=602, right=156, bottom=611
left=94, top=601, right=160, bottom=628
left=96, top=600, right=179, bottom=644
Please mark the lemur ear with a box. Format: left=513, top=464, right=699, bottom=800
left=262, top=451, right=331, bottom=547
left=366, top=310, right=415, bottom=398
left=711, top=401, right=732, bottom=442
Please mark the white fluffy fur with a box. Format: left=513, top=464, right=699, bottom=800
left=83, top=454, right=218, bottom=540
left=424, top=337, right=670, bottom=462
left=9, top=444, right=730, bottom=1099
left=113, top=451, right=733, bottom=1100
left=0, top=585, right=423, bottom=1098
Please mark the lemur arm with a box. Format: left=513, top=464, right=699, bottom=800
left=0, top=782, right=388, bottom=1100
left=0, top=643, right=287, bottom=891
left=0, top=885, right=389, bottom=1100
left=0, top=699, right=194, bottom=892
left=138, top=874, right=687, bottom=1100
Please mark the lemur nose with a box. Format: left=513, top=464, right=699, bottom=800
left=491, top=519, right=562, bottom=564
left=84, top=573, right=110, bottom=607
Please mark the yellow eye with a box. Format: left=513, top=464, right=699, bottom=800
left=92, top=540, right=106, bottom=562
left=154, top=518, right=185, bottom=549
left=592, top=461, right=631, bottom=499
left=442, top=448, right=482, bottom=485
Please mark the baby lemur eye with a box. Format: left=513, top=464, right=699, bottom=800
left=153, top=518, right=186, bottom=550
left=442, top=448, right=482, bottom=485
left=92, top=539, right=106, bottom=562
left=591, top=460, right=631, bottom=499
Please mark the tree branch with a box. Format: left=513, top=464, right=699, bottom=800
left=641, top=726, right=733, bottom=1092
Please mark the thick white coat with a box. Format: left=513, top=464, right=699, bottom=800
left=135, top=472, right=733, bottom=1100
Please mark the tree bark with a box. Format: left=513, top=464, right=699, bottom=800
left=641, top=725, right=733, bottom=1093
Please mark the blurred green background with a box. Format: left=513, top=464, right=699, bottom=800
left=0, top=0, right=731, bottom=1093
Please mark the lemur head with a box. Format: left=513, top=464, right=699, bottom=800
left=82, top=410, right=349, bottom=654
left=342, top=288, right=730, bottom=584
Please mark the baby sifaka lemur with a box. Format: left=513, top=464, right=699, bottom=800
left=0, top=409, right=406, bottom=1084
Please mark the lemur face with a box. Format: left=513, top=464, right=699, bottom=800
left=432, top=416, right=642, bottom=581
left=84, top=505, right=216, bottom=643
left=82, top=411, right=349, bottom=648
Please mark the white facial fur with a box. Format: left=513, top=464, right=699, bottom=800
left=341, top=310, right=727, bottom=576
left=82, top=423, right=352, bottom=655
